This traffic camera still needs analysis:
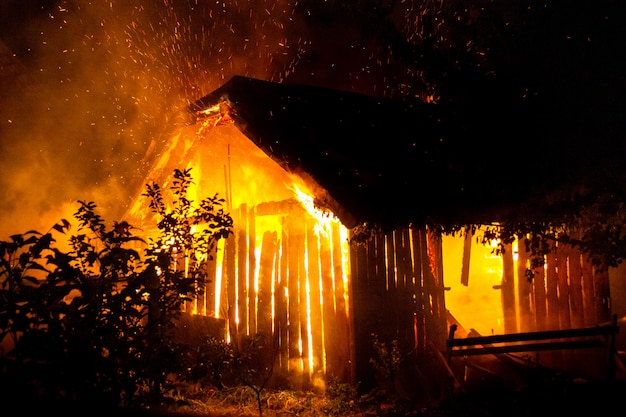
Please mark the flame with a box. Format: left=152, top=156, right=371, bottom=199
left=443, top=228, right=505, bottom=335
left=214, top=237, right=225, bottom=318
left=126, top=121, right=352, bottom=383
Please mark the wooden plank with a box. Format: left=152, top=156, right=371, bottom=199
left=248, top=206, right=257, bottom=335
left=275, top=217, right=289, bottom=375
left=423, top=229, right=437, bottom=345
left=535, top=246, right=559, bottom=329
left=425, top=229, right=437, bottom=342
left=415, top=228, right=428, bottom=354
left=460, top=228, right=472, bottom=286
left=204, top=245, right=217, bottom=316
left=331, top=221, right=351, bottom=383
left=554, top=243, right=572, bottom=369
left=396, top=228, right=415, bottom=352
left=567, top=242, right=585, bottom=328
left=257, top=230, right=276, bottom=335
left=396, top=228, right=412, bottom=289
left=501, top=243, right=517, bottom=334
left=384, top=231, right=397, bottom=343
left=225, top=219, right=237, bottom=338
left=429, top=230, right=447, bottom=347
left=594, top=267, right=612, bottom=324
left=349, top=227, right=374, bottom=388
left=517, top=238, right=533, bottom=332
left=376, top=232, right=388, bottom=292
left=296, top=214, right=310, bottom=391
left=532, top=256, right=547, bottom=331
left=287, top=211, right=302, bottom=382
left=581, top=253, right=596, bottom=325
left=305, top=218, right=324, bottom=378
left=373, top=232, right=386, bottom=294
left=556, top=244, right=571, bottom=329
left=319, top=225, right=338, bottom=379
left=404, top=228, right=419, bottom=350
left=237, top=204, right=248, bottom=335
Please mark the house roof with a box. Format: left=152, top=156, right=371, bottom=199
left=187, top=76, right=625, bottom=230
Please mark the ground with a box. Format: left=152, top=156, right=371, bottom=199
left=13, top=379, right=620, bottom=417
left=10, top=354, right=626, bottom=417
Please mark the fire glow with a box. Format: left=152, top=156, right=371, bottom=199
left=127, top=120, right=352, bottom=382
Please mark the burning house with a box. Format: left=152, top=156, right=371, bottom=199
left=125, top=76, right=625, bottom=395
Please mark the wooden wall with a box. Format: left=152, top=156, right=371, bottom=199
left=194, top=199, right=352, bottom=390
left=349, top=227, right=448, bottom=391
left=187, top=201, right=448, bottom=391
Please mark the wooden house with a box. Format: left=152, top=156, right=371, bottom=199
left=125, top=76, right=625, bottom=396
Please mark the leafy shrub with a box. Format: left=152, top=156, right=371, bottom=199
left=0, top=168, right=232, bottom=408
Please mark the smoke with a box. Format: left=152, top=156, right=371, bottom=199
left=0, top=0, right=424, bottom=238
left=0, top=1, right=290, bottom=237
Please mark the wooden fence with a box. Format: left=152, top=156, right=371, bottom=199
left=349, top=227, right=449, bottom=391
left=503, top=238, right=612, bottom=333
left=499, top=237, right=613, bottom=377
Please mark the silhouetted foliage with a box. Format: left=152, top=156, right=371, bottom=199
left=0, top=168, right=233, bottom=409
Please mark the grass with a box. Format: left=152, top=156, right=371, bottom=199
left=141, top=382, right=413, bottom=417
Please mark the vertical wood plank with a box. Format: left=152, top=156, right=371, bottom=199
left=517, top=239, right=533, bottom=332
left=296, top=213, right=310, bottom=391
left=286, top=208, right=304, bottom=388
left=415, top=228, right=428, bottom=355
left=556, top=244, right=571, bottom=329
left=544, top=249, right=562, bottom=366
left=429, top=230, right=447, bottom=347
left=384, top=231, right=397, bottom=343
left=319, top=225, right=338, bottom=379
left=594, top=267, right=612, bottom=324
left=204, top=245, right=217, bottom=316
left=237, top=204, right=248, bottom=335
left=533, top=257, right=548, bottom=331
left=567, top=243, right=585, bottom=328
left=331, top=221, right=351, bottom=383
left=544, top=251, right=558, bottom=330
left=305, top=218, right=324, bottom=379
left=502, top=243, right=517, bottom=333
left=349, top=228, right=375, bottom=390
left=460, top=229, right=472, bottom=286
left=257, top=230, right=276, bottom=335
left=396, top=228, right=414, bottom=352
left=225, top=220, right=237, bottom=338
left=420, top=229, right=435, bottom=348
left=286, top=213, right=301, bottom=380
left=275, top=217, right=289, bottom=376
left=581, top=253, right=596, bottom=325
left=248, top=206, right=257, bottom=335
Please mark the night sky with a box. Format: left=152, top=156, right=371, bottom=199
left=1, top=0, right=625, bottom=237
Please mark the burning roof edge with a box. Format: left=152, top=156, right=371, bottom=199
left=189, top=77, right=359, bottom=228
left=187, top=76, right=455, bottom=230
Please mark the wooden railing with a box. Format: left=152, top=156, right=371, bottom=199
left=446, top=314, right=620, bottom=379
